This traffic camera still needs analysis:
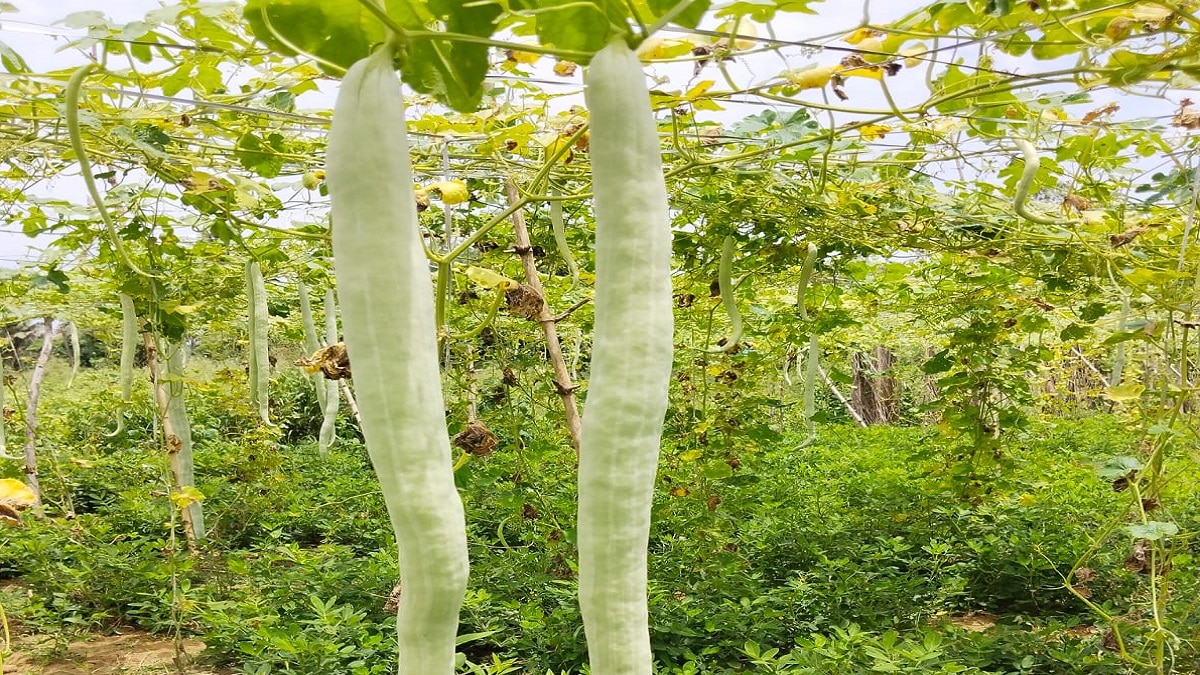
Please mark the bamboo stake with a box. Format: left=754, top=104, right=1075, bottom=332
left=504, top=178, right=583, bottom=452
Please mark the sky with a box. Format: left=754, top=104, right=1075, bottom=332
left=0, top=1, right=1183, bottom=267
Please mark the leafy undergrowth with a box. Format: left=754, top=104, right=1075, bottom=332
left=0, top=369, right=1195, bottom=674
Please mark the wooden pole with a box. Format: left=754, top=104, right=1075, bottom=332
left=504, top=178, right=583, bottom=452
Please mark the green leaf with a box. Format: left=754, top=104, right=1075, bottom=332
left=129, top=40, right=153, bottom=64
left=535, top=2, right=616, bottom=58
left=243, top=0, right=383, bottom=74
left=1079, top=301, right=1108, bottom=322
left=1059, top=323, right=1089, bottom=340
left=717, top=0, right=820, bottom=21
left=264, top=90, right=295, bottom=112
left=0, top=39, right=27, bottom=73
left=57, top=10, right=109, bottom=29
left=922, top=349, right=954, bottom=374
left=1126, top=521, right=1178, bottom=541
left=701, top=460, right=733, bottom=480
left=646, top=0, right=712, bottom=29
left=1105, top=383, right=1144, bottom=402
left=161, top=63, right=193, bottom=97
left=235, top=132, right=288, bottom=178
left=1096, top=455, right=1142, bottom=480
left=400, top=0, right=501, bottom=111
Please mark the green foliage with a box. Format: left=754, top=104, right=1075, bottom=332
left=8, top=389, right=1184, bottom=674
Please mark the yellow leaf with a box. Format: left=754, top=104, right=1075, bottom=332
left=464, top=266, right=519, bottom=290
left=0, top=478, right=35, bottom=508
left=637, top=37, right=695, bottom=62
left=171, top=486, right=205, bottom=510
left=859, top=124, right=891, bottom=141
left=684, top=80, right=715, bottom=99
left=1018, top=493, right=1037, bottom=507
left=1130, top=3, right=1172, bottom=22
left=713, top=20, right=758, bottom=50
left=844, top=28, right=883, bottom=45
left=1106, top=383, right=1145, bottom=402
left=783, top=65, right=838, bottom=90
left=680, top=449, right=704, bottom=462
left=856, top=37, right=885, bottom=62
left=691, top=98, right=726, bottom=112
left=506, top=49, right=540, bottom=65
left=840, top=65, right=883, bottom=80
left=1105, top=16, right=1135, bottom=42
left=900, top=45, right=928, bottom=69
left=669, top=486, right=690, bottom=497
left=553, top=60, right=578, bottom=77
left=428, top=180, right=470, bottom=205
left=537, top=133, right=573, bottom=164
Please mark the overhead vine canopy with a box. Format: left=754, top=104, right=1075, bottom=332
left=0, top=0, right=1197, bottom=344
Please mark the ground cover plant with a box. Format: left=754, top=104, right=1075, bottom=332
left=0, top=0, right=1198, bottom=673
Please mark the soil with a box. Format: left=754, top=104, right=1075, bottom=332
left=3, top=630, right=223, bottom=675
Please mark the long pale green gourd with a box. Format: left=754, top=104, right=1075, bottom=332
left=326, top=45, right=468, bottom=675
left=166, top=340, right=204, bottom=539
left=245, top=262, right=260, bottom=416
left=0, top=339, right=9, bottom=459
left=1013, top=139, right=1068, bottom=226
left=109, top=294, right=137, bottom=437
left=297, top=281, right=328, bottom=408
left=794, top=333, right=819, bottom=450
left=707, top=235, right=742, bottom=353
left=246, top=261, right=271, bottom=425
left=1109, top=295, right=1130, bottom=387
left=318, top=289, right=339, bottom=454
left=579, top=38, right=674, bottom=675
left=549, top=189, right=580, bottom=287
left=67, top=322, right=80, bottom=388
left=796, top=242, right=818, bottom=321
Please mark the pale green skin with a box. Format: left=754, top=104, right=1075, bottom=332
left=247, top=261, right=271, bottom=425
left=579, top=39, right=675, bottom=675
left=111, top=293, right=137, bottom=437
left=327, top=47, right=469, bottom=675
left=297, top=281, right=333, bottom=456
left=0, top=337, right=7, bottom=458
left=166, top=340, right=204, bottom=539
left=318, top=289, right=339, bottom=454
left=67, top=322, right=80, bottom=388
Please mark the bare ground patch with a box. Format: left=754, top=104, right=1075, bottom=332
left=3, top=630, right=223, bottom=675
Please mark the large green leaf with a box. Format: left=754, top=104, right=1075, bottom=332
left=534, top=1, right=620, bottom=58
left=245, top=0, right=499, bottom=111
left=243, top=0, right=383, bottom=73
left=645, top=0, right=712, bottom=29
left=402, top=0, right=502, bottom=111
